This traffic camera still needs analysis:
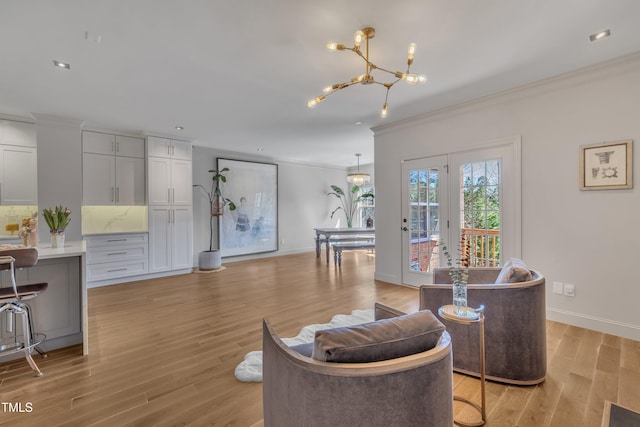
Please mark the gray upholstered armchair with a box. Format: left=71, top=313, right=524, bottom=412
left=419, top=267, right=546, bottom=385
left=262, top=306, right=454, bottom=427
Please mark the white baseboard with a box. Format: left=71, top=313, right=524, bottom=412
left=374, top=271, right=400, bottom=284
left=87, top=268, right=192, bottom=288
left=547, top=308, right=640, bottom=341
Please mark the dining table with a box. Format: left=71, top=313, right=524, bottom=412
left=314, top=227, right=375, bottom=263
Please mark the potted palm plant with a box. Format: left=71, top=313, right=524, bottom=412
left=327, top=184, right=374, bottom=228
left=193, top=168, right=236, bottom=270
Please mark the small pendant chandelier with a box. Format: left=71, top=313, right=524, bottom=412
left=307, top=26, right=426, bottom=118
left=347, top=153, right=370, bottom=186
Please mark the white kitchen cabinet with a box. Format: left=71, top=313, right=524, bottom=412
left=82, top=153, right=115, bottom=204
left=148, top=206, right=193, bottom=273
left=147, top=158, right=192, bottom=206
left=82, top=131, right=115, bottom=155
left=115, top=135, right=145, bottom=158
left=0, top=120, right=37, bottom=148
left=0, top=145, right=38, bottom=205
left=115, top=156, right=145, bottom=205
left=147, top=136, right=191, bottom=160
left=147, top=157, right=171, bottom=205
left=147, top=136, right=192, bottom=206
left=147, top=136, right=193, bottom=274
left=83, top=131, right=145, bottom=157
left=84, top=233, right=149, bottom=283
left=82, top=131, right=145, bottom=205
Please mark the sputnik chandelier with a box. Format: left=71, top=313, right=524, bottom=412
left=307, top=26, right=426, bottom=118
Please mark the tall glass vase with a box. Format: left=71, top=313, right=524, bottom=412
left=453, top=281, right=468, bottom=315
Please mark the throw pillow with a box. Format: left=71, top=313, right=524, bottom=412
left=495, top=257, right=532, bottom=283
left=311, top=310, right=445, bottom=363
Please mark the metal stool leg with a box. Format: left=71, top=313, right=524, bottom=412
left=22, top=303, right=47, bottom=358
left=18, top=304, right=43, bottom=377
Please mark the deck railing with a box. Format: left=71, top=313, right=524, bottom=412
left=460, top=228, right=500, bottom=267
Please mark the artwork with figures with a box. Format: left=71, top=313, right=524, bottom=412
left=217, top=158, right=278, bottom=257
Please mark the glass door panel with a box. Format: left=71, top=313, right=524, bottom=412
left=401, top=156, right=447, bottom=286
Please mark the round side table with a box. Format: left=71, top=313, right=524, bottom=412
left=438, top=304, right=486, bottom=427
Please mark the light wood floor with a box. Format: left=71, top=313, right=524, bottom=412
left=0, top=251, right=639, bottom=426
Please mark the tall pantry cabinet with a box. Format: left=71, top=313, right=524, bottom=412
left=147, top=136, right=193, bottom=273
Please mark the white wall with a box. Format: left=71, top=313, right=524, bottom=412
left=373, top=53, right=640, bottom=340
left=192, top=146, right=349, bottom=264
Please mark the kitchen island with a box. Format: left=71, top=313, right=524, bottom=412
left=35, top=241, right=88, bottom=355
left=0, top=241, right=88, bottom=358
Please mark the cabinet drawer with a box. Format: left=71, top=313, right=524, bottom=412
left=87, top=260, right=148, bottom=282
left=85, top=233, right=148, bottom=248
left=87, top=245, right=147, bottom=264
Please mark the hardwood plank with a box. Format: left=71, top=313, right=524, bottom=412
left=0, top=251, right=639, bottom=426
left=517, top=378, right=563, bottom=427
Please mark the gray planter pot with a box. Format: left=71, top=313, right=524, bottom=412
left=198, top=250, right=222, bottom=270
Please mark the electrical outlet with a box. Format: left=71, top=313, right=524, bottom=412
left=552, top=281, right=563, bottom=295
left=563, top=283, right=575, bottom=297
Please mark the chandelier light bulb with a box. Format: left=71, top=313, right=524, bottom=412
left=405, top=74, right=419, bottom=85
left=381, top=103, right=388, bottom=118
left=354, top=30, right=364, bottom=47
left=418, top=75, right=427, bottom=83
left=407, top=43, right=416, bottom=65
left=327, top=42, right=346, bottom=51
left=307, top=95, right=326, bottom=108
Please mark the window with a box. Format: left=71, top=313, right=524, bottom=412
left=358, top=185, right=375, bottom=227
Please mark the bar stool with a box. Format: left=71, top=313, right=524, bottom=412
left=0, top=248, right=48, bottom=376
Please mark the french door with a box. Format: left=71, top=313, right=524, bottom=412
left=401, top=139, right=521, bottom=287
left=401, top=156, right=448, bottom=286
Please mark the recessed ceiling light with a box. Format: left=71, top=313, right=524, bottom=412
left=354, top=121, right=362, bottom=126
left=175, top=126, right=184, bottom=131
left=53, top=60, right=70, bottom=69
left=589, top=29, right=611, bottom=42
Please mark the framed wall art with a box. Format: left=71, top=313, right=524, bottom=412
left=217, top=158, right=278, bottom=257
left=580, top=140, right=632, bottom=190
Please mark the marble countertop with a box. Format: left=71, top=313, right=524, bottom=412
left=0, top=241, right=86, bottom=260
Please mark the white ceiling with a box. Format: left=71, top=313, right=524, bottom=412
left=2, top=1, right=640, bottom=168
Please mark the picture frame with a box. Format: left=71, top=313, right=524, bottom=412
left=579, top=140, right=633, bottom=190
left=217, top=158, right=278, bottom=257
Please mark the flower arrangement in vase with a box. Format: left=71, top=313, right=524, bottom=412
left=440, top=239, right=470, bottom=316
left=18, top=211, right=38, bottom=247
left=42, top=206, right=71, bottom=248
